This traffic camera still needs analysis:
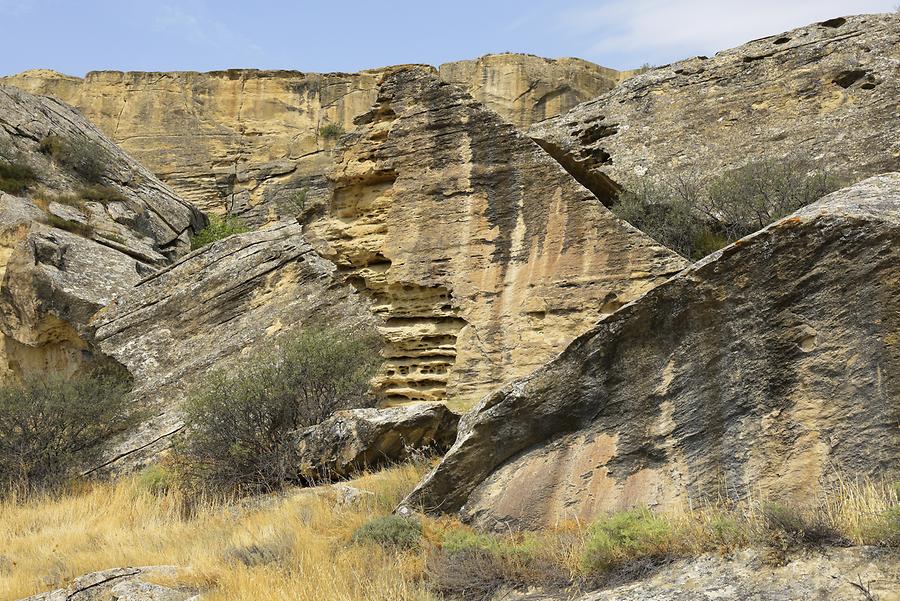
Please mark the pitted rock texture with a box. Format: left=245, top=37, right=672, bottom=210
left=295, top=402, right=460, bottom=482
left=89, top=222, right=375, bottom=471
left=20, top=566, right=196, bottom=601
left=0, top=84, right=202, bottom=380
left=439, top=54, right=629, bottom=129
left=529, top=13, right=900, bottom=202
left=499, top=548, right=900, bottom=601
left=303, top=67, right=687, bottom=406
left=402, top=174, right=900, bottom=530
left=4, top=55, right=626, bottom=224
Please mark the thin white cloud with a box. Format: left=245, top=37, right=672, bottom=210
left=559, top=0, right=897, bottom=66
left=0, top=0, right=36, bottom=15
left=154, top=3, right=262, bottom=57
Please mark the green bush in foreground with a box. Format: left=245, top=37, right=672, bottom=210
left=581, top=508, right=675, bottom=573
left=190, top=214, right=249, bottom=249
left=352, top=515, right=422, bottom=549
left=175, top=325, right=382, bottom=494
left=0, top=365, right=135, bottom=495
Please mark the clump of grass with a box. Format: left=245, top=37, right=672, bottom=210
left=190, top=214, right=249, bottom=249
left=352, top=515, right=423, bottom=550
left=0, top=160, right=37, bottom=195
left=581, top=508, right=677, bottom=574
left=40, top=135, right=108, bottom=183
left=77, top=183, right=126, bottom=204
left=45, top=213, right=94, bottom=238
left=319, top=122, right=345, bottom=141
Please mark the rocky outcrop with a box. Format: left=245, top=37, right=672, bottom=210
left=0, top=84, right=202, bottom=380
left=89, top=223, right=374, bottom=471
left=3, top=55, right=626, bottom=223
left=499, top=547, right=899, bottom=601
left=303, top=67, right=687, bottom=406
left=402, top=174, right=900, bottom=530
left=20, top=566, right=196, bottom=601
left=529, top=13, right=900, bottom=203
left=439, top=54, right=627, bottom=129
left=295, top=403, right=460, bottom=482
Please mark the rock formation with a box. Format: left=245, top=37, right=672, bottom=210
left=0, top=84, right=202, bottom=380
left=403, top=173, right=900, bottom=530
left=295, top=403, right=460, bottom=482
left=303, top=67, right=687, bottom=406
left=21, top=567, right=197, bottom=601
left=439, top=54, right=628, bottom=129
left=89, top=222, right=375, bottom=470
left=529, top=13, right=900, bottom=203
left=3, top=55, right=628, bottom=223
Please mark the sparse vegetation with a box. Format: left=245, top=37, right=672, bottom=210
left=612, top=158, right=846, bottom=260
left=352, top=515, right=423, bottom=549
left=40, top=135, right=108, bottom=183
left=77, top=183, right=127, bottom=204
left=190, top=213, right=249, bottom=249
left=45, top=213, right=94, bottom=237
left=319, top=122, right=345, bottom=141
left=0, top=365, right=135, bottom=496
left=279, top=187, right=309, bottom=218
left=0, top=159, right=37, bottom=195
left=173, top=325, right=382, bottom=494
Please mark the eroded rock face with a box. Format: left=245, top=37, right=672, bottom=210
left=303, top=67, right=687, bottom=406
left=4, top=56, right=626, bottom=224
left=0, top=84, right=202, bottom=380
left=499, top=547, right=899, bottom=601
left=295, top=403, right=460, bottom=482
left=89, top=222, right=375, bottom=471
left=529, top=13, right=900, bottom=202
left=439, top=54, right=629, bottom=129
left=403, top=174, right=900, bottom=530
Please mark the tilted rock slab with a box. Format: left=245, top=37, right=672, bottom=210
left=0, top=84, right=202, bottom=379
left=90, top=222, right=374, bottom=471
left=303, top=67, right=687, bottom=406
left=295, top=402, right=460, bottom=482
left=4, top=55, right=627, bottom=224
left=529, top=13, right=900, bottom=201
left=20, top=566, right=197, bottom=601
left=402, top=174, right=900, bottom=530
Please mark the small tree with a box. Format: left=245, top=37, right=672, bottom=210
left=190, top=213, right=249, bottom=249
left=175, top=324, right=382, bottom=493
left=0, top=365, right=135, bottom=495
left=319, top=122, right=345, bottom=141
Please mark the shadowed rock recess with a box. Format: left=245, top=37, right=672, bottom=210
left=403, top=174, right=900, bottom=530
left=529, top=13, right=900, bottom=200
left=0, top=84, right=203, bottom=381
left=3, top=55, right=630, bottom=225
left=303, top=67, right=687, bottom=406
left=89, top=223, right=375, bottom=470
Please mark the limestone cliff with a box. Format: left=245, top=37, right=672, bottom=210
left=3, top=54, right=626, bottom=224
left=302, top=67, right=687, bottom=406
left=0, top=84, right=202, bottom=380
left=403, top=174, right=900, bottom=529
left=529, top=13, right=900, bottom=203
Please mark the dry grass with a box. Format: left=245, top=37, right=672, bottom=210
left=0, top=468, right=895, bottom=601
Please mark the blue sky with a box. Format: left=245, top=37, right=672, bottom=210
left=0, top=0, right=895, bottom=76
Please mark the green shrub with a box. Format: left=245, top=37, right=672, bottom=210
left=581, top=508, right=675, bottom=574
left=174, top=324, right=382, bottom=493
left=441, top=529, right=537, bottom=560
left=0, top=365, right=135, bottom=495
left=319, top=122, right=345, bottom=141
left=0, top=159, right=37, bottom=194
left=352, top=515, right=422, bottom=549
left=40, top=135, right=108, bottom=183
left=135, top=464, right=176, bottom=496
left=612, top=158, right=845, bottom=260
left=190, top=214, right=249, bottom=249
left=78, top=184, right=126, bottom=204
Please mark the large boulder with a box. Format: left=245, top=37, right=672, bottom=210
left=89, top=222, right=375, bottom=471
left=3, top=55, right=630, bottom=224
left=303, top=67, right=687, bottom=406
left=0, top=84, right=203, bottom=380
left=529, top=13, right=900, bottom=202
left=20, top=566, right=196, bottom=601
left=402, top=174, right=900, bottom=530
left=295, top=402, right=460, bottom=482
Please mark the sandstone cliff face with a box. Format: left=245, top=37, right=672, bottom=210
left=89, top=222, right=374, bottom=470
left=529, top=13, right=900, bottom=201
left=3, top=55, right=625, bottom=224
left=403, top=174, right=900, bottom=529
left=303, top=67, right=687, bottom=406
left=0, top=84, right=202, bottom=380
left=439, top=54, right=625, bottom=129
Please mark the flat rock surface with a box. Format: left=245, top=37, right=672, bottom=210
left=403, top=174, right=900, bottom=529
